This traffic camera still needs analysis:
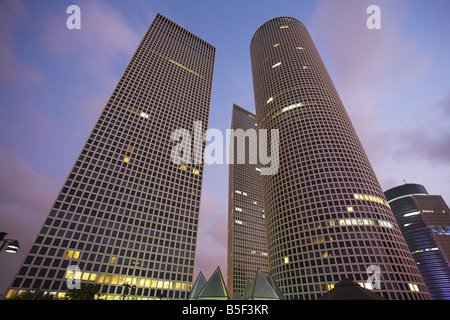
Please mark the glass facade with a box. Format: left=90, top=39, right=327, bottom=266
left=6, top=13, right=215, bottom=300
left=385, top=184, right=450, bottom=300
left=250, top=16, right=430, bottom=300
left=227, top=104, right=269, bottom=297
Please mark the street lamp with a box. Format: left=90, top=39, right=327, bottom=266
left=0, top=232, right=20, bottom=254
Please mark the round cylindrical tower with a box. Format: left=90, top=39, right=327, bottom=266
left=250, top=17, right=430, bottom=300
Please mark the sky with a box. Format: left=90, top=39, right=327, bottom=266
left=0, top=0, right=449, bottom=296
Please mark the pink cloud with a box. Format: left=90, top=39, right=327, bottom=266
left=0, top=148, right=57, bottom=221
left=389, top=89, right=450, bottom=166
left=308, top=0, right=438, bottom=164
left=195, top=190, right=228, bottom=279
left=42, top=1, right=140, bottom=78
left=0, top=0, right=44, bottom=85
left=0, top=148, right=58, bottom=294
left=40, top=1, right=143, bottom=126
left=307, top=0, right=450, bottom=202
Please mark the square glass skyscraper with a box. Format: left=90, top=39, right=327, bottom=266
left=227, top=104, right=269, bottom=297
left=6, top=13, right=215, bottom=300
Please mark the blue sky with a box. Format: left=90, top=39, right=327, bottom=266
left=0, top=0, right=449, bottom=295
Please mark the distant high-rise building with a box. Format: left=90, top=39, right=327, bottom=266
left=250, top=16, right=430, bottom=300
left=227, top=104, right=269, bottom=297
left=6, top=13, right=215, bottom=300
left=385, top=183, right=450, bottom=300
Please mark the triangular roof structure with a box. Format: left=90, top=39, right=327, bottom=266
left=196, top=266, right=229, bottom=300
left=247, top=269, right=281, bottom=300
left=243, top=279, right=253, bottom=300
left=319, top=278, right=385, bottom=300
left=189, top=271, right=207, bottom=300
left=266, top=274, right=284, bottom=300
left=231, top=291, right=242, bottom=300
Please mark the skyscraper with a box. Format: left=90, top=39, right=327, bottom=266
left=6, top=13, right=215, bottom=300
left=385, top=183, right=450, bottom=300
left=227, top=104, right=269, bottom=297
left=250, top=16, right=430, bottom=300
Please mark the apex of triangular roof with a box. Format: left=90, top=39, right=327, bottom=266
left=196, top=266, right=229, bottom=300
left=243, top=278, right=253, bottom=300
left=247, top=269, right=280, bottom=300
left=189, top=271, right=207, bottom=300
left=319, top=278, right=385, bottom=300
left=231, top=291, right=243, bottom=300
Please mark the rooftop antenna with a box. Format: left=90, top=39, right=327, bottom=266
left=403, top=179, right=407, bottom=184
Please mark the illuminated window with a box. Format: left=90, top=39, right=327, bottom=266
left=235, top=207, right=242, bottom=212
left=124, top=156, right=130, bottom=163
left=327, top=284, right=334, bottom=291
left=256, top=167, right=261, bottom=172
left=272, top=62, right=282, bottom=68
left=282, top=102, right=303, bottom=113
left=82, top=272, right=90, bottom=281
left=110, top=256, right=117, bottom=264
left=296, top=46, right=304, bottom=50
left=378, top=220, right=394, bottom=228
left=363, top=282, right=373, bottom=290
left=235, top=220, right=243, bottom=225
left=312, top=236, right=324, bottom=243
left=178, top=164, right=187, bottom=171
left=273, top=43, right=279, bottom=47
left=65, top=250, right=80, bottom=259
left=302, top=66, right=308, bottom=69
left=65, top=269, right=76, bottom=279
left=283, top=257, right=289, bottom=264
left=354, top=193, right=390, bottom=208
left=347, top=206, right=354, bottom=212
left=192, top=168, right=199, bottom=175
left=280, top=26, right=289, bottom=29
left=266, top=97, right=274, bottom=104
left=404, top=211, right=420, bottom=217
left=169, top=59, right=201, bottom=77
left=140, top=112, right=149, bottom=119
left=408, top=283, right=420, bottom=292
